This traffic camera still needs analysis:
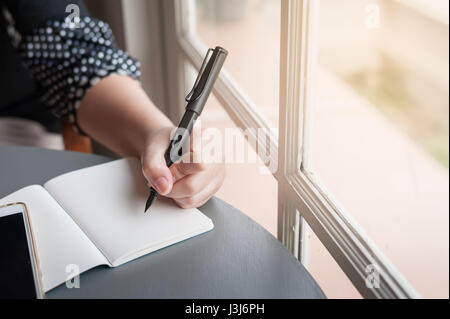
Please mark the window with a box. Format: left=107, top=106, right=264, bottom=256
left=189, top=1, right=281, bottom=235
left=136, top=0, right=448, bottom=298
left=189, top=82, right=279, bottom=235
left=310, top=0, right=449, bottom=297
left=194, top=0, right=281, bottom=128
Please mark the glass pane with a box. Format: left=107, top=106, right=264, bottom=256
left=194, top=0, right=280, bottom=128
left=186, top=63, right=278, bottom=236
left=305, top=218, right=362, bottom=298
left=312, top=0, right=449, bottom=298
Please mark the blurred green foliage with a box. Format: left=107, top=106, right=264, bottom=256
left=346, top=59, right=449, bottom=170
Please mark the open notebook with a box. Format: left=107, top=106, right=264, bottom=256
left=0, top=158, right=213, bottom=292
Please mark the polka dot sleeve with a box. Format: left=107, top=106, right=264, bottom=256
left=17, top=17, right=141, bottom=133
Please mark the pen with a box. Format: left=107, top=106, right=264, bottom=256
left=145, top=46, right=228, bottom=212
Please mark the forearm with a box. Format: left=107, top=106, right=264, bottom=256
left=77, top=74, right=173, bottom=158
left=4, top=1, right=225, bottom=208
left=76, top=74, right=225, bottom=209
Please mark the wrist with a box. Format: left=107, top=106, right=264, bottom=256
left=139, top=124, right=175, bottom=155
left=135, top=107, right=174, bottom=156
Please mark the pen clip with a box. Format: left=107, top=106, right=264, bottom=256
left=185, top=48, right=213, bottom=103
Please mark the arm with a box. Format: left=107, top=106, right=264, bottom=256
left=4, top=0, right=225, bottom=208
left=77, top=74, right=171, bottom=158
left=78, top=74, right=226, bottom=209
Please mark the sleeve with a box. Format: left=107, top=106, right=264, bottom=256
left=2, top=0, right=141, bottom=133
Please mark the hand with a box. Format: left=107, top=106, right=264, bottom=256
left=141, top=126, right=225, bottom=208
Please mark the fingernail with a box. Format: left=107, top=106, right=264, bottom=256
left=154, top=177, right=169, bottom=194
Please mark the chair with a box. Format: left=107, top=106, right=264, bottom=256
left=61, top=120, right=92, bottom=153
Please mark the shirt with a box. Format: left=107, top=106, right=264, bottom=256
left=0, top=0, right=140, bottom=133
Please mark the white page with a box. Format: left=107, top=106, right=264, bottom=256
left=44, top=158, right=214, bottom=266
left=0, top=185, right=108, bottom=292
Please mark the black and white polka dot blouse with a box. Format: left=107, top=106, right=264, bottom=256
left=3, top=8, right=140, bottom=133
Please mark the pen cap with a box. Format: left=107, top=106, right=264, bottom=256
left=186, top=46, right=228, bottom=115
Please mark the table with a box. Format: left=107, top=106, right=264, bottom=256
left=0, top=146, right=325, bottom=298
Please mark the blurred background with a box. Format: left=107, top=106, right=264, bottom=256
left=192, top=0, right=449, bottom=298
left=1, top=0, right=447, bottom=298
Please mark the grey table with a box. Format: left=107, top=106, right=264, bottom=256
left=0, top=146, right=325, bottom=299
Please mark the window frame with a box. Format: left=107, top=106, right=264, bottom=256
left=152, top=0, right=420, bottom=298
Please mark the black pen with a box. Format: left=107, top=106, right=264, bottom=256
left=145, top=46, right=228, bottom=212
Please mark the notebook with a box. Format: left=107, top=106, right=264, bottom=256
left=0, top=158, right=214, bottom=292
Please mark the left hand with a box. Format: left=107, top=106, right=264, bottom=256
left=141, top=126, right=226, bottom=208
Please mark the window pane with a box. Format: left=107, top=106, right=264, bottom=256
left=186, top=63, right=279, bottom=236
left=305, top=218, right=362, bottom=298
left=311, top=0, right=449, bottom=298
left=194, top=0, right=280, bottom=128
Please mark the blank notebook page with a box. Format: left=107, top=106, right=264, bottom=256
left=0, top=185, right=108, bottom=291
left=43, top=158, right=214, bottom=266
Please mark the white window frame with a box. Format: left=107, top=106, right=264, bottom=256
left=128, top=0, right=421, bottom=299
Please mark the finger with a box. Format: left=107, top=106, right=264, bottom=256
left=141, top=137, right=173, bottom=195
left=168, top=162, right=224, bottom=198
left=167, top=171, right=210, bottom=199
left=174, top=196, right=210, bottom=209
left=173, top=179, right=219, bottom=208
left=170, top=156, right=207, bottom=181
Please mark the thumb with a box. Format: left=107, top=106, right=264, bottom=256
left=141, top=140, right=174, bottom=196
